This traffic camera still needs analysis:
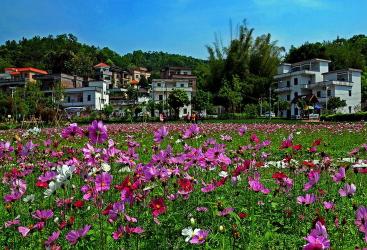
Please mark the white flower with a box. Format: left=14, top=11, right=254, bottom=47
left=219, top=171, right=228, bottom=178
left=54, top=217, right=59, bottom=223
left=56, top=165, right=75, bottom=183
left=119, top=166, right=132, bottom=173
left=23, top=194, right=35, bottom=203
left=101, top=162, right=111, bottom=172
left=175, top=139, right=183, bottom=144
left=182, top=227, right=194, bottom=242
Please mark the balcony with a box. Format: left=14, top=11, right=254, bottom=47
left=274, top=86, right=291, bottom=93
left=309, top=80, right=353, bottom=89
left=153, top=86, right=193, bottom=92
left=0, top=78, right=27, bottom=88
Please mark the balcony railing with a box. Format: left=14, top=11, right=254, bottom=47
left=274, top=86, right=292, bottom=93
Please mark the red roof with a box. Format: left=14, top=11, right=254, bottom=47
left=94, top=62, right=110, bottom=68
left=130, top=79, right=139, bottom=85
left=5, top=67, right=47, bottom=75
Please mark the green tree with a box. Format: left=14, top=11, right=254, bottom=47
left=218, top=75, right=243, bottom=112
left=192, top=90, right=212, bottom=112
left=167, top=89, right=189, bottom=118
left=327, top=97, right=347, bottom=113
left=139, top=75, right=149, bottom=88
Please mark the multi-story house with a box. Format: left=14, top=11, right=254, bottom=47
left=130, top=67, right=151, bottom=82
left=0, top=67, right=48, bottom=90
left=160, top=67, right=197, bottom=92
left=151, top=78, right=192, bottom=118
left=274, top=59, right=362, bottom=117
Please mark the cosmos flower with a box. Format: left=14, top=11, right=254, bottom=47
left=355, top=206, right=367, bottom=241
left=303, top=170, right=320, bottom=191
left=45, top=231, right=60, bottom=246
left=95, top=172, right=113, bottom=192
left=303, top=221, right=330, bottom=249
left=32, top=209, right=54, bottom=220
left=332, top=167, right=346, bottom=183
left=88, top=120, right=108, bottom=144
left=149, top=198, right=167, bottom=217
left=153, top=126, right=168, bottom=143
left=238, top=125, right=247, bottom=136
left=61, top=123, right=84, bottom=139
left=66, top=225, right=91, bottom=245
left=297, top=194, right=316, bottom=205
left=338, top=183, right=356, bottom=197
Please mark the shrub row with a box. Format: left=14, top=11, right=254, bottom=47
left=321, top=112, right=367, bottom=121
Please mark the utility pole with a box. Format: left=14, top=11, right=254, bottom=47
left=269, top=86, right=272, bottom=120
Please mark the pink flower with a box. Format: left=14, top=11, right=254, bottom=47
left=297, top=194, right=316, bottom=205
left=153, top=126, right=168, bottom=143
left=196, top=207, right=208, bottom=212
left=149, top=198, right=167, bottom=217
left=355, top=206, right=367, bottom=241
left=303, top=170, right=320, bottom=191
left=332, top=167, right=346, bottom=183
left=88, top=120, right=108, bottom=144
left=323, top=201, right=335, bottom=211
left=45, top=231, right=60, bottom=246
left=4, top=218, right=20, bottom=228
left=219, top=207, right=234, bottom=216
left=190, top=229, right=208, bottom=244
left=182, top=124, right=200, bottom=139
left=18, top=226, right=31, bottom=237
left=248, top=172, right=270, bottom=194
left=339, top=183, right=356, bottom=197
left=32, top=209, right=54, bottom=220
left=238, top=125, right=247, bottom=136
left=201, top=183, right=216, bottom=193
left=66, top=225, right=91, bottom=245
left=61, top=123, right=84, bottom=139
left=95, top=172, right=113, bottom=192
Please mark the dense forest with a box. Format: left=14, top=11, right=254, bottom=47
left=0, top=34, right=206, bottom=77
left=0, top=29, right=366, bottom=110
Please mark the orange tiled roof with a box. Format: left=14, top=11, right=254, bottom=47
left=5, top=67, right=48, bottom=75
left=94, top=62, right=110, bottom=68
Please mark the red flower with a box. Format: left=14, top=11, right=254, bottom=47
left=149, top=198, right=167, bottom=217
left=312, top=139, right=321, bottom=146
left=115, top=176, right=132, bottom=191
left=215, top=177, right=227, bottom=187
left=68, top=216, right=75, bottom=225
left=292, top=144, right=302, bottom=151
left=73, top=200, right=84, bottom=208
left=36, top=181, right=48, bottom=188
left=272, top=172, right=287, bottom=180
left=303, top=160, right=316, bottom=168
left=102, top=204, right=113, bottom=215
left=238, top=212, right=248, bottom=219
left=178, top=178, right=193, bottom=194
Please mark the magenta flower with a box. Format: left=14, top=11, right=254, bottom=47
left=61, top=123, right=84, bottom=139
left=339, top=183, right=356, bottom=197
left=323, top=201, right=335, bottom=211
left=196, top=207, right=208, bottom=212
left=32, top=209, right=54, bottom=220
left=95, top=172, right=113, bottom=192
left=153, top=126, right=168, bottom=143
left=303, top=170, right=320, bottom=191
left=332, top=167, right=346, bottom=183
left=238, top=125, right=247, bottom=136
left=219, top=207, right=234, bottom=216
left=297, top=194, right=316, bottom=205
left=303, top=221, right=330, bottom=249
left=303, top=235, right=330, bottom=250
left=248, top=173, right=270, bottom=194
left=88, top=120, right=108, bottom=144
left=45, top=231, right=60, bottom=246
left=355, top=206, right=367, bottom=241
left=190, top=229, right=208, bottom=244
left=66, top=225, right=91, bottom=245
left=5, top=218, right=20, bottom=228
left=201, top=183, right=216, bottom=193
left=18, top=226, right=31, bottom=237
left=182, top=124, right=200, bottom=139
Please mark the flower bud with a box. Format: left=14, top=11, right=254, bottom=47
left=190, top=217, right=195, bottom=226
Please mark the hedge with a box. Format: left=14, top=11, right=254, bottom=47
left=320, top=112, right=367, bottom=121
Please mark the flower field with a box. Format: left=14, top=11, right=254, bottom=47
left=1, top=121, right=367, bottom=249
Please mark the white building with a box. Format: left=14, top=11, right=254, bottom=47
left=274, top=59, right=362, bottom=117
left=63, top=81, right=109, bottom=110
left=151, top=79, right=193, bottom=118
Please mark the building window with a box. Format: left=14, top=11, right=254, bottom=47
left=349, top=106, right=352, bottom=113
left=183, top=108, right=187, bottom=114
left=88, top=95, right=91, bottom=101
left=159, top=95, right=163, bottom=101
left=287, top=95, right=290, bottom=101
left=294, top=92, right=298, bottom=97
left=286, top=81, right=290, bottom=87
left=294, top=78, right=298, bottom=85
left=136, top=75, right=139, bottom=79
left=327, top=89, right=331, bottom=97
left=317, top=91, right=321, bottom=98
left=349, top=90, right=352, bottom=96
left=157, top=82, right=161, bottom=87
left=67, top=96, right=71, bottom=103
left=180, top=83, right=184, bottom=88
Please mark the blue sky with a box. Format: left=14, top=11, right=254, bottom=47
left=0, top=0, right=366, bottom=59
